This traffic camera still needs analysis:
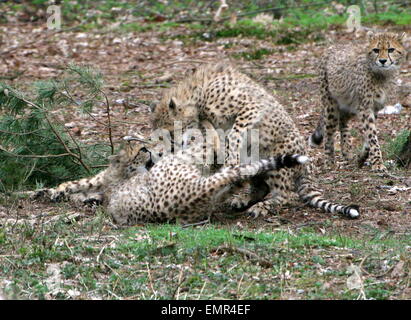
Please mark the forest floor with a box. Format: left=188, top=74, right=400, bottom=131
left=0, top=15, right=410, bottom=300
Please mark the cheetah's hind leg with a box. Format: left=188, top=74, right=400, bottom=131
left=339, top=111, right=354, bottom=163
left=246, top=170, right=292, bottom=219
left=228, top=176, right=270, bottom=213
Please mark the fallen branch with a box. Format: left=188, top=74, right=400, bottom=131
left=182, top=219, right=209, bottom=228
left=148, top=59, right=208, bottom=72
left=213, top=245, right=272, bottom=268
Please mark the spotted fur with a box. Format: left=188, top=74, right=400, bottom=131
left=107, top=144, right=309, bottom=225
left=32, top=140, right=309, bottom=225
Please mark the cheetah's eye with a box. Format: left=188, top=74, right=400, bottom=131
left=140, top=147, right=149, bottom=153
left=372, top=48, right=380, bottom=53
left=388, top=48, right=395, bottom=53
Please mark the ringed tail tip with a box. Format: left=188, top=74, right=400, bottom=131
left=296, top=155, right=310, bottom=164
left=347, top=205, right=360, bottom=219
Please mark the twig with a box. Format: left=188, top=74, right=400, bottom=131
left=213, top=245, right=272, bottom=268
left=61, top=70, right=115, bottom=155
left=96, top=244, right=108, bottom=263
left=60, top=90, right=113, bottom=128
left=295, top=221, right=326, bottom=229
left=0, top=146, right=71, bottom=158
left=0, top=128, right=43, bottom=135
left=359, top=255, right=396, bottom=278
left=172, top=267, right=186, bottom=300
left=100, top=90, right=115, bottom=155
left=146, top=262, right=157, bottom=298
left=148, top=59, right=208, bottom=72
left=174, top=1, right=331, bottom=23
left=135, top=83, right=171, bottom=89
left=197, top=281, right=207, bottom=300
left=44, top=115, right=91, bottom=173
left=182, top=219, right=209, bottom=228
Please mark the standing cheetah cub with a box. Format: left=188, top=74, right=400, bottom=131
left=309, top=32, right=407, bottom=172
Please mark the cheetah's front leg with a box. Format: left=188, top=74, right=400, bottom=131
left=225, top=127, right=247, bottom=166
left=224, top=110, right=264, bottom=166
left=357, top=107, right=386, bottom=172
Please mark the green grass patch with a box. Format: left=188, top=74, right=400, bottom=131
left=363, top=11, right=411, bottom=26
left=383, top=129, right=410, bottom=161
left=118, top=21, right=181, bottom=33
left=1, top=213, right=409, bottom=300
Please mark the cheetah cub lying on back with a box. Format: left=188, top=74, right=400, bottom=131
left=309, top=32, right=407, bottom=172
left=32, top=139, right=309, bottom=225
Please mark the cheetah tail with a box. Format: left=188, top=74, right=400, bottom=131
left=308, top=114, right=324, bottom=147
left=270, top=154, right=310, bottom=169
left=215, top=154, right=309, bottom=189
left=295, top=175, right=360, bottom=219
left=239, top=154, right=310, bottom=176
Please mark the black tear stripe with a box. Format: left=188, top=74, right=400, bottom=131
left=145, top=158, right=155, bottom=170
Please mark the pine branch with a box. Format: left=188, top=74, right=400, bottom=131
left=0, top=64, right=113, bottom=189
left=0, top=146, right=71, bottom=158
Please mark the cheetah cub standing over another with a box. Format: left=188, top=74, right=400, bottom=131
left=152, top=63, right=360, bottom=219
left=309, top=32, right=407, bottom=172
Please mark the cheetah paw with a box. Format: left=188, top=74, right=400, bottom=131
left=83, top=197, right=103, bottom=207
left=30, top=189, right=49, bottom=200
left=246, top=202, right=271, bottom=219
left=370, top=163, right=387, bottom=173
left=230, top=196, right=251, bottom=211
left=50, top=191, right=65, bottom=202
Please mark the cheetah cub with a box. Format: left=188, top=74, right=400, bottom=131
left=309, top=32, right=407, bottom=172
left=31, top=140, right=157, bottom=205
left=32, top=139, right=309, bottom=225
left=107, top=143, right=309, bottom=225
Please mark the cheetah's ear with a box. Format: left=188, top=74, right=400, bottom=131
left=366, top=30, right=375, bottom=41
left=109, top=148, right=128, bottom=164
left=397, top=32, right=406, bottom=43
left=169, top=97, right=177, bottom=111
left=149, top=101, right=157, bottom=113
